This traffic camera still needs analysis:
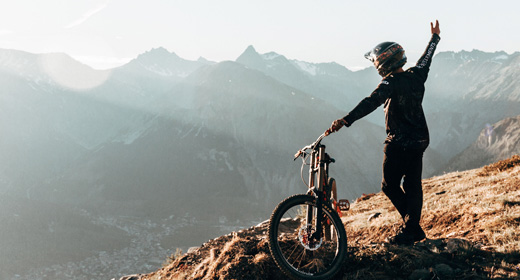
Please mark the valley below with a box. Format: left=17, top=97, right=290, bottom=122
left=8, top=209, right=258, bottom=280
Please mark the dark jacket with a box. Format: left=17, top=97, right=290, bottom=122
left=342, top=33, right=441, bottom=150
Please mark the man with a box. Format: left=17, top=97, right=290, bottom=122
left=327, top=20, right=441, bottom=245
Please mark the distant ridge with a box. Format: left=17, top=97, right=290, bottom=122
left=443, top=115, right=520, bottom=172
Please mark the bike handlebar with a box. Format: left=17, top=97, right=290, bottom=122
left=293, top=130, right=330, bottom=160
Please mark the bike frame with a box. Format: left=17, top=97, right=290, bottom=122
left=268, top=132, right=347, bottom=280
left=301, top=135, right=333, bottom=242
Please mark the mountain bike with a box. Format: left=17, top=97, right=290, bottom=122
left=268, top=131, right=348, bottom=280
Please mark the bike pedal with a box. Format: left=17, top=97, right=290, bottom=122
left=338, top=199, right=350, bottom=211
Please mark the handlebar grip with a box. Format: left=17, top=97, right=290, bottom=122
left=294, top=150, right=302, bottom=161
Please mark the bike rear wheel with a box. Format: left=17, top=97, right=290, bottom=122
left=268, top=194, right=347, bottom=280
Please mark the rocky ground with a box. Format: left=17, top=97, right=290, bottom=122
left=130, top=156, right=520, bottom=279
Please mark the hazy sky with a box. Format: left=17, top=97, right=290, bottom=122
left=1, top=0, right=518, bottom=70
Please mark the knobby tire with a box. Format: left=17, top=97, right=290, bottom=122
left=268, top=194, right=347, bottom=280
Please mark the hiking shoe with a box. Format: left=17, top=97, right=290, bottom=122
left=387, top=226, right=426, bottom=245
left=413, top=227, right=426, bottom=242
left=387, top=227, right=414, bottom=245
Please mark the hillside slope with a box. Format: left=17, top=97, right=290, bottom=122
left=443, top=115, right=520, bottom=173
left=128, top=156, right=520, bottom=279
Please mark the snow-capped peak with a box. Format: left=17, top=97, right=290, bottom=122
left=493, top=54, right=508, bottom=60
left=291, top=60, right=318, bottom=76
left=261, top=52, right=281, bottom=61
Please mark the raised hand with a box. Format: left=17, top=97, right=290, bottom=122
left=431, top=20, right=440, bottom=35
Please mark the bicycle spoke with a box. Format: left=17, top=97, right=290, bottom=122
left=269, top=195, right=347, bottom=279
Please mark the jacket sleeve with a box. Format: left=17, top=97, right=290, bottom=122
left=413, top=33, right=441, bottom=82
left=342, top=79, right=392, bottom=126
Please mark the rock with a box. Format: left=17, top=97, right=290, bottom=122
left=446, top=231, right=458, bottom=238
left=434, top=264, right=454, bottom=278
left=187, top=247, right=199, bottom=254
left=356, top=193, right=376, bottom=203
left=119, top=274, right=142, bottom=280
left=446, top=238, right=473, bottom=253
left=474, top=243, right=484, bottom=250
left=367, top=212, right=382, bottom=222
left=256, top=219, right=270, bottom=227
left=408, top=269, right=430, bottom=280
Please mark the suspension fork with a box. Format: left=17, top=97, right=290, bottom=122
left=306, top=145, right=327, bottom=240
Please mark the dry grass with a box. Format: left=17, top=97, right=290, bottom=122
left=138, top=156, right=520, bottom=280
left=479, top=155, right=520, bottom=176
left=142, top=225, right=286, bottom=280
left=341, top=155, right=520, bottom=278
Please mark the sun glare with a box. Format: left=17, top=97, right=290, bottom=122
left=39, top=53, right=112, bottom=91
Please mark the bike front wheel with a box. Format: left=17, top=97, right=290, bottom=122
left=268, top=194, right=347, bottom=280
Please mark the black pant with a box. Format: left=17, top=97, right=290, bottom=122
left=381, top=144, right=425, bottom=230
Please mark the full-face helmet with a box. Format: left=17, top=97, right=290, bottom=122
left=365, top=42, right=407, bottom=77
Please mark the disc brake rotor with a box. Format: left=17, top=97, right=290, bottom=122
left=298, top=225, right=322, bottom=250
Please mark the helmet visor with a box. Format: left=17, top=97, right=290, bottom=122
left=364, top=51, right=377, bottom=63
left=364, top=42, right=402, bottom=64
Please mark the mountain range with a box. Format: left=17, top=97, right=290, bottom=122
left=0, top=45, right=519, bottom=279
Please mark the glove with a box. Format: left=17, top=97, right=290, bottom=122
left=326, top=119, right=348, bottom=135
